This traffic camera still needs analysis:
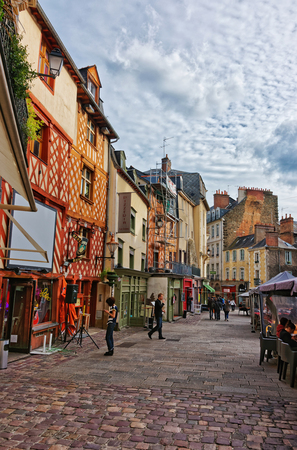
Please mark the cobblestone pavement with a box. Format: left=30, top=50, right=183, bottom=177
left=1, top=312, right=297, bottom=450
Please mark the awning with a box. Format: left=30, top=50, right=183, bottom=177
left=203, top=281, right=215, bottom=293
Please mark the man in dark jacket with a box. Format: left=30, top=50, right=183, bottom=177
left=280, top=322, right=297, bottom=349
left=148, top=293, right=166, bottom=340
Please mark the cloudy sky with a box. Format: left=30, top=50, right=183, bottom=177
left=39, top=0, right=297, bottom=219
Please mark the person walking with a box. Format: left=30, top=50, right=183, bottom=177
left=104, top=297, right=118, bottom=356
left=208, top=296, right=213, bottom=320
left=223, top=299, right=230, bottom=321
left=214, top=298, right=221, bottom=321
left=148, top=293, right=166, bottom=340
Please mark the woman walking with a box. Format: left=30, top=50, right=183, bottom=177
left=224, top=299, right=230, bottom=321
left=104, top=297, right=118, bottom=356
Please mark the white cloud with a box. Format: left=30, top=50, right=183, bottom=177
left=39, top=0, right=297, bottom=218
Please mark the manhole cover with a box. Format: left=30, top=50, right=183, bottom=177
left=117, top=342, right=136, bottom=348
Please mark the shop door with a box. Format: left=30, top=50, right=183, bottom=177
left=173, top=290, right=180, bottom=316
left=121, top=293, right=129, bottom=327
left=8, top=281, right=34, bottom=353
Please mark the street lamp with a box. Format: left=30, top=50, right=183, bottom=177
left=156, top=217, right=163, bottom=228
left=38, top=48, right=64, bottom=79
left=106, top=233, right=119, bottom=261
left=207, top=248, right=211, bottom=257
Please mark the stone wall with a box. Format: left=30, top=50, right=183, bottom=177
left=223, top=189, right=278, bottom=250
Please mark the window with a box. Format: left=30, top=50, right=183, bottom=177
left=117, top=239, right=123, bottom=267
left=87, top=119, right=95, bottom=145
left=226, top=268, right=229, bottom=280
left=130, top=208, right=136, bottom=234
left=216, top=224, right=219, bottom=237
left=180, top=221, right=183, bottom=236
left=185, top=223, right=188, bottom=239
left=142, top=219, right=146, bottom=241
left=183, top=251, right=187, bottom=264
left=240, top=268, right=244, bottom=280
left=141, top=253, right=145, bottom=272
left=285, top=251, right=292, bottom=265
left=88, top=78, right=97, bottom=100
left=129, top=247, right=134, bottom=269
left=33, top=280, right=53, bottom=324
left=30, top=126, right=48, bottom=162
left=211, top=225, right=214, bottom=238
left=211, top=264, right=214, bottom=272
left=232, top=250, right=237, bottom=262
left=216, top=243, right=219, bottom=256
left=240, top=249, right=245, bottom=261
left=211, top=245, right=214, bottom=257
left=81, top=166, right=92, bottom=200
left=226, top=251, right=230, bottom=262
left=255, top=252, right=259, bottom=264
left=39, top=40, right=54, bottom=89
left=216, top=263, right=219, bottom=279
left=232, top=268, right=236, bottom=280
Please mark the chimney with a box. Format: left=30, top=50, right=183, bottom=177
left=280, top=214, right=294, bottom=245
left=238, top=186, right=246, bottom=203
left=266, top=231, right=278, bottom=247
left=254, top=223, right=275, bottom=244
left=214, top=190, right=229, bottom=209
left=162, top=154, right=171, bottom=173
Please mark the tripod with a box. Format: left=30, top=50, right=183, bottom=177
left=64, top=313, right=100, bottom=350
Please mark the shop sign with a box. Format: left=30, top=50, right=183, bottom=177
left=118, top=193, right=131, bottom=232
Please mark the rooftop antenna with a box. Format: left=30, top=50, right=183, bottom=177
left=161, top=136, right=174, bottom=157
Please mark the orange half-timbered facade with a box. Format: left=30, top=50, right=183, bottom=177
left=0, top=4, right=118, bottom=354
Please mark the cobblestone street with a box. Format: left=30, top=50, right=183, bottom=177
left=1, top=311, right=297, bottom=450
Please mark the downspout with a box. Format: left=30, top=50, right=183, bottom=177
left=103, top=142, right=112, bottom=272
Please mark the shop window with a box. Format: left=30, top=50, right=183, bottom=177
left=129, top=247, right=134, bottom=269
left=81, top=166, right=92, bottom=200
left=29, top=126, right=49, bottom=163
left=39, top=40, right=55, bottom=89
left=130, top=208, right=136, bottom=234
left=33, top=280, right=52, bottom=325
left=87, top=119, right=96, bottom=145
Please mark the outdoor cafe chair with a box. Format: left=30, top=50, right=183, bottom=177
left=276, top=338, right=282, bottom=374
left=279, top=341, right=297, bottom=388
left=259, top=332, right=277, bottom=365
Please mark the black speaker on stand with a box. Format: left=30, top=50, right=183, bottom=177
left=63, top=284, right=99, bottom=351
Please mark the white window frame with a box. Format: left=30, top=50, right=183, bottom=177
left=285, top=251, right=292, bottom=265
left=81, top=166, right=92, bottom=200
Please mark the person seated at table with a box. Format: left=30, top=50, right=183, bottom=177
left=276, top=317, right=288, bottom=338
left=279, top=321, right=297, bottom=349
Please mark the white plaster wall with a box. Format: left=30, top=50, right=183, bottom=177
left=116, top=175, right=147, bottom=271
left=20, top=10, right=77, bottom=140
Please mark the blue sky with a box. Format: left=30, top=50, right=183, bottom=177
left=39, top=0, right=297, bottom=218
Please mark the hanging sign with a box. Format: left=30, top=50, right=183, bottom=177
left=118, top=192, right=131, bottom=233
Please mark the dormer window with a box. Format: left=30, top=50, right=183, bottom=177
left=88, top=78, right=97, bottom=100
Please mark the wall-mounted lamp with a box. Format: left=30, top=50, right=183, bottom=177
left=207, top=248, right=211, bottom=256
left=95, top=233, right=119, bottom=266
left=156, top=218, right=163, bottom=228
left=38, top=48, right=64, bottom=79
